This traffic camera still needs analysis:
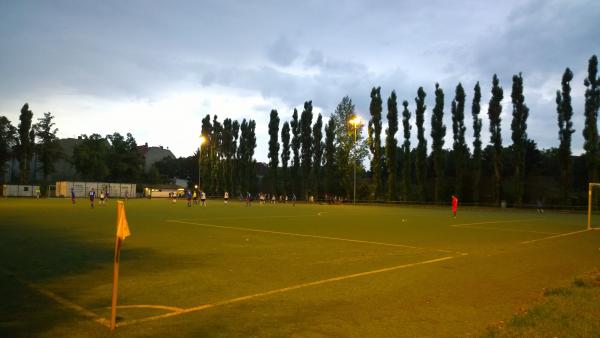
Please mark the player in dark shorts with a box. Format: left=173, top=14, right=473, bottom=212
left=89, top=189, right=96, bottom=208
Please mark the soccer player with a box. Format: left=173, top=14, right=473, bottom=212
left=89, top=188, right=96, bottom=208
left=451, top=195, right=459, bottom=217
left=246, top=192, right=252, bottom=207
left=200, top=190, right=207, bottom=207
left=292, top=193, right=296, bottom=206
left=186, top=190, right=192, bottom=207
left=224, top=191, right=229, bottom=204
left=71, top=187, right=76, bottom=205
left=100, top=190, right=105, bottom=206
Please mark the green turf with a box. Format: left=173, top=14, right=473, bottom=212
left=0, top=198, right=598, bottom=337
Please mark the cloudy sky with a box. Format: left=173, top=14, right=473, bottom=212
left=1, top=0, right=598, bottom=161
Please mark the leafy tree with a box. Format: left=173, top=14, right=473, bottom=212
left=368, top=87, right=383, bottom=198
left=72, top=134, right=110, bottom=180
left=385, top=90, right=399, bottom=200
left=312, top=113, right=323, bottom=197
left=451, top=83, right=467, bottom=198
left=583, top=55, right=600, bottom=183
left=431, top=83, right=446, bottom=202
left=281, top=121, right=291, bottom=194
left=556, top=68, right=575, bottom=204
left=331, top=96, right=368, bottom=199
left=268, top=109, right=280, bottom=194
left=471, top=82, right=483, bottom=203
left=401, top=100, right=412, bottom=201
left=107, top=132, right=144, bottom=182
left=16, top=103, right=34, bottom=183
left=290, top=109, right=301, bottom=195
left=511, top=73, right=530, bottom=206
left=488, top=74, right=504, bottom=205
left=323, top=118, right=336, bottom=195
left=415, top=87, right=428, bottom=201
left=300, top=101, right=313, bottom=198
left=34, top=112, right=63, bottom=186
left=0, top=116, right=17, bottom=182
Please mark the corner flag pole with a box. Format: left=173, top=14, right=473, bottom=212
left=110, top=201, right=131, bottom=331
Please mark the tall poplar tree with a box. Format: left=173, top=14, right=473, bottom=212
left=267, top=109, right=280, bottom=194
left=200, top=114, right=212, bottom=189
left=281, top=121, right=291, bottom=194
left=471, top=82, right=483, bottom=203
left=290, top=109, right=301, bottom=195
left=415, top=87, right=428, bottom=202
left=510, top=73, right=529, bottom=206
left=299, top=101, right=313, bottom=198
left=17, top=103, right=34, bottom=184
left=401, top=100, right=411, bottom=201
left=222, top=118, right=235, bottom=193
left=312, top=113, right=323, bottom=197
left=431, top=83, right=446, bottom=202
left=210, top=115, right=223, bottom=194
left=324, top=118, right=336, bottom=195
left=369, top=87, right=383, bottom=198
left=451, top=83, right=467, bottom=197
left=488, top=74, right=504, bottom=205
left=583, top=55, right=600, bottom=183
left=557, top=68, right=575, bottom=204
left=385, top=91, right=399, bottom=200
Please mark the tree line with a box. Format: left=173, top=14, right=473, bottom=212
left=0, top=106, right=146, bottom=186
left=1, top=54, right=599, bottom=206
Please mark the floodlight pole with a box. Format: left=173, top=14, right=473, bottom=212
left=353, top=123, right=357, bottom=205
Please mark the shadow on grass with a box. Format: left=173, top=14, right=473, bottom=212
left=0, top=221, right=207, bottom=337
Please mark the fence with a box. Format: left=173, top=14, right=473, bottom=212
left=1, top=184, right=41, bottom=197
left=55, top=181, right=136, bottom=198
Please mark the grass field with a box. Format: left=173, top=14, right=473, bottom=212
left=0, top=198, right=599, bottom=337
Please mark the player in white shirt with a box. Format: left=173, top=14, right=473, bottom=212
left=200, top=191, right=207, bottom=207
left=224, top=191, right=229, bottom=204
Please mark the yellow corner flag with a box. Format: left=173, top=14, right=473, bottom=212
left=116, top=201, right=131, bottom=240
left=111, top=200, right=131, bottom=330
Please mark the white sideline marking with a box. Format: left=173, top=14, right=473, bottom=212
left=450, top=219, right=557, bottom=235
left=0, top=268, right=109, bottom=328
left=167, top=219, right=458, bottom=254
left=116, top=254, right=463, bottom=327
left=521, top=229, right=593, bottom=244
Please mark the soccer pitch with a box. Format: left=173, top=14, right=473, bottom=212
left=0, top=199, right=599, bottom=337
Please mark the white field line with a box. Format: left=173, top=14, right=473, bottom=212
left=116, top=254, right=464, bottom=328
left=167, top=219, right=459, bottom=254
left=176, top=214, right=323, bottom=221
left=521, top=229, right=594, bottom=244
left=0, top=268, right=110, bottom=328
left=450, top=219, right=557, bottom=235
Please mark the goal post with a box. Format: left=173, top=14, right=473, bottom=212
left=587, top=183, right=600, bottom=230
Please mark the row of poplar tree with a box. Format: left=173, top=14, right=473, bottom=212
left=176, top=54, right=599, bottom=206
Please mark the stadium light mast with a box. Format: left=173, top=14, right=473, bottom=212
left=198, top=135, right=207, bottom=188
left=349, top=115, right=363, bottom=205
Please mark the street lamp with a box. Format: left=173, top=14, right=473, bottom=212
left=349, top=115, right=362, bottom=205
left=198, top=135, right=206, bottom=188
